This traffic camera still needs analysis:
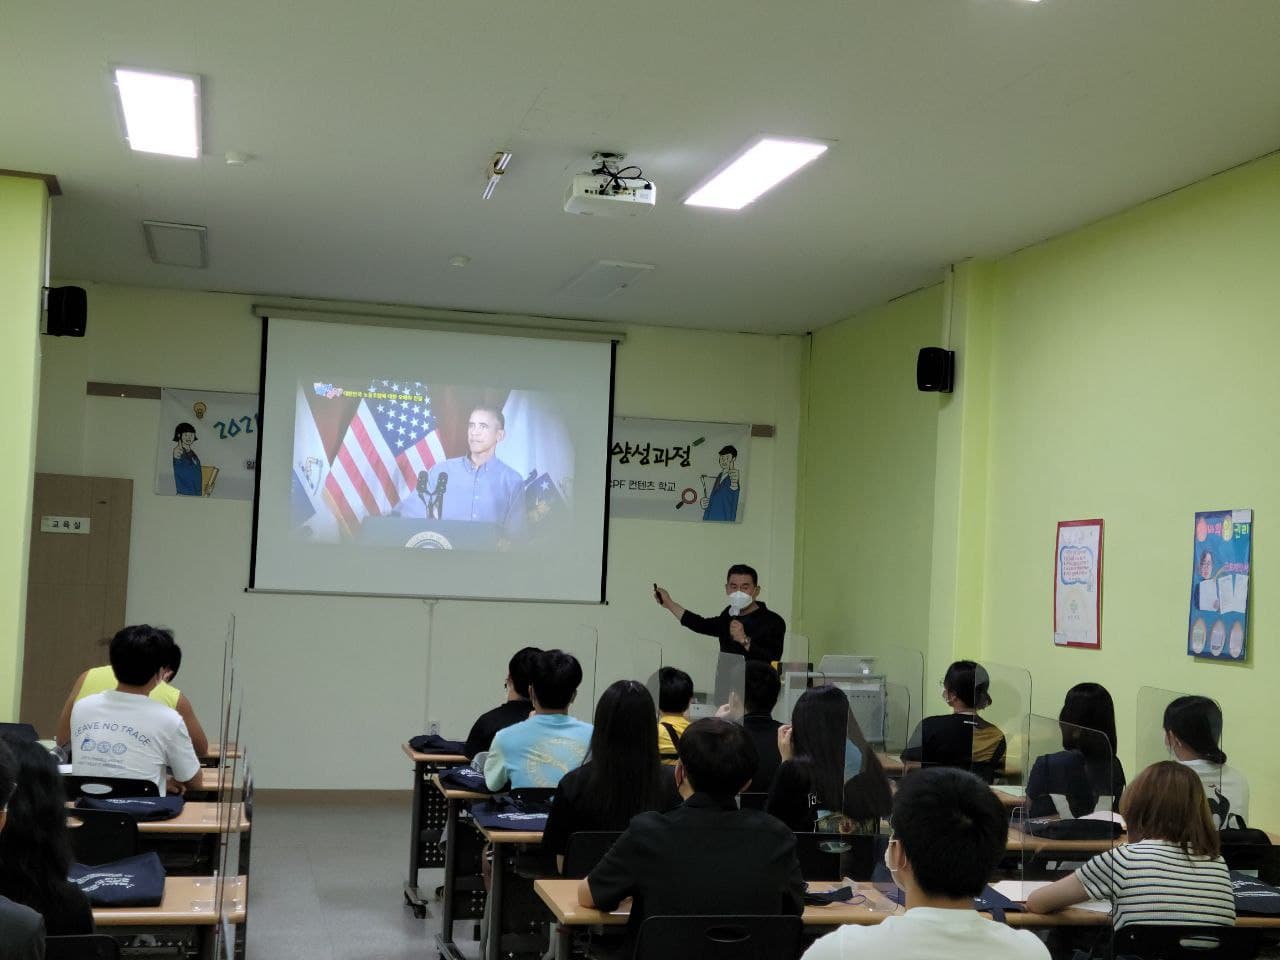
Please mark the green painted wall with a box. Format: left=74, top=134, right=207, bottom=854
left=798, top=284, right=943, bottom=670
left=0, top=176, right=48, bottom=720
left=981, top=152, right=1280, bottom=828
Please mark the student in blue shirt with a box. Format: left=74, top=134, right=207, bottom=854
left=484, top=649, right=592, bottom=790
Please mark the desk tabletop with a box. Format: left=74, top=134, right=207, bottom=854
left=403, top=742, right=468, bottom=765
left=431, top=773, right=491, bottom=802
left=92, top=876, right=247, bottom=926
left=200, top=742, right=242, bottom=761
left=68, top=801, right=250, bottom=834
left=477, top=822, right=544, bottom=844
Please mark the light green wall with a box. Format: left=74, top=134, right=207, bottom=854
left=981, top=153, right=1280, bottom=827
left=798, top=284, right=942, bottom=669
left=0, top=176, right=48, bottom=720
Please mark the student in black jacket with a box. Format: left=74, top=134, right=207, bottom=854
left=579, top=718, right=804, bottom=934
left=464, top=646, right=541, bottom=759
left=900, top=660, right=1007, bottom=784
left=766, top=685, right=893, bottom=833
left=0, top=735, right=92, bottom=938
left=542, top=680, right=680, bottom=872
left=1026, top=682, right=1126, bottom=818
left=742, top=660, right=783, bottom=791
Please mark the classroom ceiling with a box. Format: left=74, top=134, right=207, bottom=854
left=3, top=1, right=1279, bottom=335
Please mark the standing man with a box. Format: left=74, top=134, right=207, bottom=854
left=654, top=563, right=786, bottom=663
left=399, top=404, right=526, bottom=542
left=701, top=445, right=741, bottom=521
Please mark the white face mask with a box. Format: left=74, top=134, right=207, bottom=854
left=883, top=844, right=900, bottom=887
left=727, top=590, right=752, bottom=615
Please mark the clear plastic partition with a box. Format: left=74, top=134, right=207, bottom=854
left=594, top=632, right=662, bottom=707
left=1009, top=717, right=1119, bottom=913
left=876, top=647, right=926, bottom=751
left=213, top=685, right=246, bottom=960
left=216, top=615, right=237, bottom=759
left=711, top=652, right=746, bottom=723
left=978, top=662, right=1032, bottom=788
left=564, top=626, right=599, bottom=724
left=881, top=682, right=913, bottom=764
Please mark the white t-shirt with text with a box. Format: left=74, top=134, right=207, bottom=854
left=70, top=690, right=200, bottom=794
left=802, top=906, right=1049, bottom=960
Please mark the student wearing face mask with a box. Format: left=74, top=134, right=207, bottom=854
left=652, top=563, right=786, bottom=663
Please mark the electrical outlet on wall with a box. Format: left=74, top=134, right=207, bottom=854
left=427, top=720, right=440, bottom=736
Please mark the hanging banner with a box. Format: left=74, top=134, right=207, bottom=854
left=1188, top=508, right=1252, bottom=661
left=609, top=418, right=751, bottom=522
left=1053, top=519, right=1103, bottom=649
left=155, top=388, right=260, bottom=500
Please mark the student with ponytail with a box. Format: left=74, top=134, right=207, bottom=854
left=1163, top=695, right=1249, bottom=829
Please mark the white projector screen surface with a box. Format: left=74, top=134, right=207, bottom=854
left=252, top=317, right=615, bottom=602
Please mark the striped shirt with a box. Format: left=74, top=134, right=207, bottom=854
left=1075, top=839, right=1235, bottom=929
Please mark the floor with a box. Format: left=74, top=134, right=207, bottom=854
left=246, top=791, right=474, bottom=960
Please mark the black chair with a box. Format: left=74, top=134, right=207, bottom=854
left=44, top=935, right=120, bottom=960
left=0, top=722, right=39, bottom=742
left=63, top=775, right=159, bottom=800
left=67, top=808, right=139, bottom=865
left=738, top=792, right=768, bottom=811
left=792, top=832, right=877, bottom=882
left=1110, top=925, right=1259, bottom=959
left=633, top=915, right=803, bottom=960
left=561, top=831, right=621, bottom=879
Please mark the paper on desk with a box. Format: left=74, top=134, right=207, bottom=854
left=989, top=881, right=1111, bottom=914
left=990, top=785, right=1026, bottom=798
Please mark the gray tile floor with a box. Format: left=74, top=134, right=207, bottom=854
left=246, top=791, right=478, bottom=960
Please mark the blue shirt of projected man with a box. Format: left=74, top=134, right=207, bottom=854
left=398, top=405, right=526, bottom=540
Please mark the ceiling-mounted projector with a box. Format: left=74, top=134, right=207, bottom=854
left=564, top=153, right=656, bottom=217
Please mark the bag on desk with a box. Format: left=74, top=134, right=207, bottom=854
left=76, top=795, right=186, bottom=821
left=1231, top=872, right=1280, bottom=915
left=471, top=796, right=551, bottom=831
left=439, top=765, right=493, bottom=793
left=409, top=734, right=467, bottom=755
left=69, top=851, right=166, bottom=907
left=1024, top=816, right=1123, bottom=841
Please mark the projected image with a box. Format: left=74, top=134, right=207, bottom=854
left=291, top=379, right=574, bottom=551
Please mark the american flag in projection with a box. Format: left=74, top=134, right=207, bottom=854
left=323, top=380, right=446, bottom=536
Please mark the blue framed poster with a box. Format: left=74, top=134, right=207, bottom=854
left=1188, top=509, right=1252, bottom=661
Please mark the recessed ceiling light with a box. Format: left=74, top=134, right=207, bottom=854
left=685, top=137, right=829, bottom=211
left=113, top=67, right=201, bottom=158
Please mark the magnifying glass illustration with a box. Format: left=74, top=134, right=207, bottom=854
left=675, top=487, right=698, bottom=509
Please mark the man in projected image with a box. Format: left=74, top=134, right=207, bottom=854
left=398, top=404, right=526, bottom=542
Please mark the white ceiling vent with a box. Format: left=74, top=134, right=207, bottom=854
left=560, top=260, right=654, bottom=300
left=142, top=220, right=208, bottom=268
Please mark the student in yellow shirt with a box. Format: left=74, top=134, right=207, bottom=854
left=656, top=667, right=693, bottom=765
left=54, top=625, right=209, bottom=756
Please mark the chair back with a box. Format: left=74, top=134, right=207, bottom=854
left=67, top=808, right=139, bottom=865
left=561, top=831, right=621, bottom=879
left=738, top=792, right=768, bottom=811
left=634, top=915, right=803, bottom=960
left=792, top=832, right=877, bottom=881
left=44, top=935, right=121, bottom=960
left=63, top=775, right=159, bottom=799
left=1111, top=925, right=1259, bottom=959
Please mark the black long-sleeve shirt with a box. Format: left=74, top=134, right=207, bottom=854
left=678, top=602, right=786, bottom=663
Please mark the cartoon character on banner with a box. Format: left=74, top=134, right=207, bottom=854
left=700, top=444, right=741, bottom=521
left=171, top=422, right=203, bottom=496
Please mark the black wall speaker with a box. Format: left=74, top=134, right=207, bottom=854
left=46, top=286, right=87, bottom=337
left=916, top=347, right=955, bottom=393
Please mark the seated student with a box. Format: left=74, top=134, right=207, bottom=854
left=1164, top=695, right=1249, bottom=829
left=70, top=625, right=202, bottom=796
left=484, top=649, right=592, bottom=791
left=464, top=646, right=542, bottom=759
left=900, top=660, right=1006, bottom=784
left=542, top=680, right=681, bottom=872
left=742, top=660, right=783, bottom=791
left=1026, top=682, right=1126, bottom=818
left=1026, top=761, right=1235, bottom=929
left=0, top=740, right=47, bottom=960
left=56, top=626, right=209, bottom=756
left=766, top=684, right=892, bottom=833
left=0, top=735, right=92, bottom=936
left=803, top=767, right=1048, bottom=960
left=579, top=717, right=804, bottom=934
left=655, top=667, right=693, bottom=766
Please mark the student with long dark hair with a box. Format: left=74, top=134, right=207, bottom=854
left=766, top=685, right=893, bottom=833
left=900, top=660, right=1006, bottom=783
left=0, top=735, right=92, bottom=936
left=542, top=680, right=680, bottom=872
left=1164, top=695, right=1248, bottom=828
left=1026, top=682, right=1126, bottom=818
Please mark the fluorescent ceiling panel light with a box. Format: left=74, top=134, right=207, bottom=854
left=685, top=137, right=829, bottom=210
left=142, top=220, right=208, bottom=267
left=114, top=68, right=201, bottom=158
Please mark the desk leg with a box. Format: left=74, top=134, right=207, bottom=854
left=404, top=760, right=429, bottom=918
left=440, top=798, right=459, bottom=942
left=485, top=844, right=504, bottom=960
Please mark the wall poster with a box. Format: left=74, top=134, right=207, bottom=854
left=1188, top=509, right=1252, bottom=661
left=155, top=388, right=260, bottom=500
left=1054, top=519, right=1103, bottom=649
left=609, top=418, right=751, bottom=522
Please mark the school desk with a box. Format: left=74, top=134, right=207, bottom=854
left=92, top=875, right=247, bottom=959
left=431, top=774, right=491, bottom=959
left=401, top=743, right=469, bottom=919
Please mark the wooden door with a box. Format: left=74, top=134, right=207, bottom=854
left=20, top=474, right=132, bottom=736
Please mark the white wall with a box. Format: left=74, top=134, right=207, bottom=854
left=37, top=281, right=805, bottom=788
